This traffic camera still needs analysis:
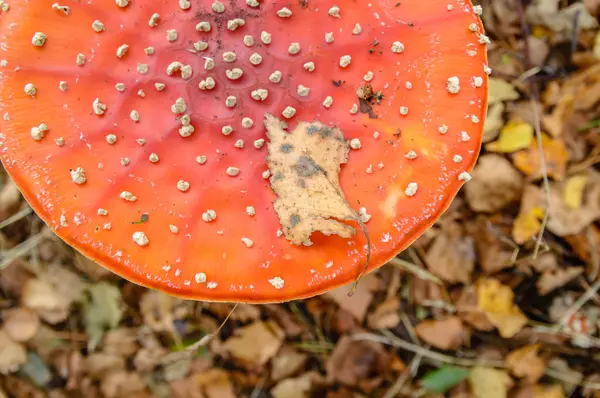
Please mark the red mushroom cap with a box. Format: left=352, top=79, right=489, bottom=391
left=0, top=0, right=488, bottom=302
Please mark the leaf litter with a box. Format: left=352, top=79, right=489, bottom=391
left=3, top=1, right=600, bottom=397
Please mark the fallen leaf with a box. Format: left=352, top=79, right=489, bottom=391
left=488, top=77, right=521, bottom=105
left=513, top=134, right=569, bottom=180
left=271, top=346, right=309, bottom=381
left=85, top=353, right=126, bottom=380
left=367, top=297, right=401, bottom=329
left=513, top=185, right=546, bottom=244
left=82, top=282, right=124, bottom=352
left=456, top=285, right=496, bottom=332
left=1, top=308, right=40, bottom=343
left=563, top=175, right=589, bottom=209
left=326, top=273, right=379, bottom=323
left=483, top=103, right=505, bottom=143
left=326, top=335, right=389, bottom=390
left=265, top=114, right=360, bottom=245
left=468, top=216, right=517, bottom=274
left=547, top=172, right=600, bottom=236
left=486, top=120, right=534, bottom=153
left=464, top=154, right=524, bottom=213
left=223, top=321, right=284, bottom=369
left=0, top=329, right=27, bottom=375
left=506, top=344, right=546, bottom=384
left=526, top=1, right=598, bottom=40
left=415, top=316, right=468, bottom=350
left=468, top=367, right=513, bottom=398
left=21, top=278, right=72, bottom=324
left=537, top=267, right=584, bottom=295
left=195, top=369, right=236, bottom=398
left=477, top=278, right=528, bottom=338
left=425, top=222, right=475, bottom=284
left=100, top=371, right=146, bottom=398
left=513, top=384, right=565, bottom=398
left=420, top=366, right=471, bottom=394
left=271, top=372, right=322, bottom=398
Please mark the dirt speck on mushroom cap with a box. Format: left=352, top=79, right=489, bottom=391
left=0, top=0, right=487, bottom=303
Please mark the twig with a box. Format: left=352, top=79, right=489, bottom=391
left=0, top=206, right=32, bottom=230
left=556, top=280, right=600, bottom=329
left=183, top=303, right=238, bottom=353
left=516, top=0, right=551, bottom=260
left=352, top=331, right=505, bottom=368
left=354, top=331, right=600, bottom=390
left=0, top=229, right=51, bottom=270
left=387, top=257, right=443, bottom=285
left=382, top=352, right=424, bottom=398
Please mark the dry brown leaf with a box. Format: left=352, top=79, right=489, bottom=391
left=21, top=278, right=72, bottom=324
left=464, top=155, right=524, bottom=213
left=468, top=216, right=516, bottom=275
left=506, top=344, right=546, bottom=384
left=100, top=371, right=146, bottom=398
left=468, top=367, right=513, bottom=398
left=537, top=267, right=584, bottom=295
left=367, top=297, right=400, bottom=329
left=544, top=172, right=600, bottom=236
left=326, top=335, right=389, bottom=390
left=271, top=346, right=309, bottom=382
left=265, top=114, right=359, bottom=245
left=271, top=372, right=322, bottom=398
left=325, top=273, right=379, bottom=323
left=513, top=134, right=569, bottom=180
left=223, top=320, right=284, bottom=369
left=526, top=0, right=598, bottom=40
left=456, top=285, right=496, bottom=332
left=415, top=316, right=468, bottom=350
left=85, top=353, right=126, bottom=380
left=425, top=222, right=475, bottom=284
left=0, top=329, right=27, bottom=375
left=477, top=278, right=528, bottom=338
left=1, top=308, right=39, bottom=343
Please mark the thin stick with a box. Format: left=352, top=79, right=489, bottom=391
left=382, top=352, right=424, bottom=398
left=352, top=331, right=505, bottom=368
left=515, top=0, right=551, bottom=259
left=0, top=230, right=50, bottom=270
left=0, top=206, right=32, bottom=230
left=354, top=331, right=600, bottom=390
left=387, top=257, right=443, bottom=285
left=184, top=303, right=238, bottom=352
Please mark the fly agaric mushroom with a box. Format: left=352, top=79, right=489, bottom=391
left=0, top=1, right=488, bottom=302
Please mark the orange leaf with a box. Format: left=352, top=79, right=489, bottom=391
left=513, top=134, right=569, bottom=180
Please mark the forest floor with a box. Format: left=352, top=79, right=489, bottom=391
left=2, top=1, right=600, bottom=397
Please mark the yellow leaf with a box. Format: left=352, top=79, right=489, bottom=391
left=563, top=175, right=588, bottom=209
left=486, top=121, right=534, bottom=153
left=477, top=279, right=528, bottom=338
left=506, top=344, right=546, bottom=384
left=488, top=78, right=520, bottom=105
left=513, top=134, right=569, bottom=180
left=513, top=206, right=545, bottom=244
left=531, top=25, right=553, bottom=38
left=468, top=367, right=513, bottom=398
left=534, top=384, right=564, bottom=398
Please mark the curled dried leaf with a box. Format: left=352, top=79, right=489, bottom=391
left=265, top=114, right=357, bottom=245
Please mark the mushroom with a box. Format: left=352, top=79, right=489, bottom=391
left=0, top=1, right=488, bottom=303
